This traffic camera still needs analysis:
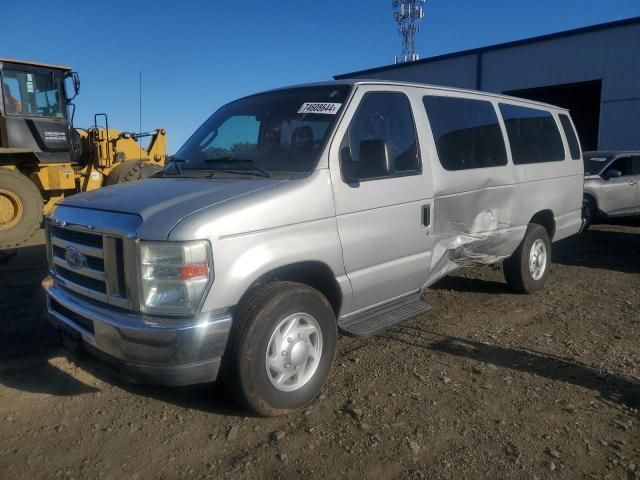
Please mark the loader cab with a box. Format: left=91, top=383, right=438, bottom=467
left=0, top=59, right=78, bottom=164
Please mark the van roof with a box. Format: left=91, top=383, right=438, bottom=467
left=262, top=79, right=569, bottom=112
left=0, top=58, right=72, bottom=71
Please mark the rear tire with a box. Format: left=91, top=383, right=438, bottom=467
left=0, top=169, right=43, bottom=249
left=222, top=281, right=337, bottom=417
left=503, top=223, right=551, bottom=294
left=104, top=159, right=162, bottom=186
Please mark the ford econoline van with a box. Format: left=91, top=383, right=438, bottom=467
left=43, top=80, right=584, bottom=416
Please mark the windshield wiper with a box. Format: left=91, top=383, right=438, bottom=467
left=159, top=157, right=187, bottom=176
left=203, top=156, right=272, bottom=178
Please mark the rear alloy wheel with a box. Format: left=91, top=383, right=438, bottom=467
left=503, top=223, right=551, bottom=293
left=223, top=281, right=337, bottom=416
left=528, top=239, right=548, bottom=281
left=0, top=169, right=43, bottom=249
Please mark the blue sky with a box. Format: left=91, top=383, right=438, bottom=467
left=4, top=0, right=639, bottom=153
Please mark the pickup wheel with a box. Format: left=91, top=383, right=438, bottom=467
left=503, top=223, right=551, bottom=294
left=581, top=196, right=597, bottom=232
left=222, top=281, right=337, bottom=417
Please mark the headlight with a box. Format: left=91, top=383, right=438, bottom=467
left=138, top=240, right=213, bottom=316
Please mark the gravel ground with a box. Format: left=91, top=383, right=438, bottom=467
left=0, top=222, right=638, bottom=480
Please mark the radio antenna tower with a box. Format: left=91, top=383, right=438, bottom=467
left=392, top=0, right=426, bottom=63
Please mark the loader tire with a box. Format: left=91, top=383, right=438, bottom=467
left=104, top=159, right=162, bottom=186
left=0, top=169, right=43, bottom=249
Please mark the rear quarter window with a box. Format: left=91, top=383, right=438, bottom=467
left=423, top=95, right=508, bottom=171
left=499, top=104, right=565, bottom=165
left=559, top=114, right=581, bottom=160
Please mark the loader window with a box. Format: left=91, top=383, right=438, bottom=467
left=2, top=70, right=64, bottom=118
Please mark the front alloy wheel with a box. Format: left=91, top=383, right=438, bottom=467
left=223, top=281, right=337, bottom=416
left=265, top=313, right=323, bottom=392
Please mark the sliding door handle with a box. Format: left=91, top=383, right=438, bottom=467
left=422, top=205, right=431, bottom=227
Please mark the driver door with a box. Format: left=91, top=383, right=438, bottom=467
left=329, top=87, right=433, bottom=314
left=633, top=156, right=640, bottom=214
left=600, top=157, right=637, bottom=215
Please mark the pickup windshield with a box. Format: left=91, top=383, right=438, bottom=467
left=173, top=85, right=351, bottom=177
left=583, top=153, right=612, bottom=175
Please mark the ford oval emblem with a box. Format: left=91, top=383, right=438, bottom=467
left=64, top=246, right=87, bottom=270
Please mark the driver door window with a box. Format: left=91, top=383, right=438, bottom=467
left=340, top=92, right=420, bottom=182
left=605, top=157, right=631, bottom=177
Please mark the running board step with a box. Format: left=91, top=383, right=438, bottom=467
left=338, top=294, right=432, bottom=337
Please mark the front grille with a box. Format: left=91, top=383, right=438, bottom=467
left=50, top=298, right=95, bottom=334
left=49, top=224, right=129, bottom=308
left=53, top=245, right=104, bottom=271
left=54, top=265, right=107, bottom=293
left=52, top=226, right=103, bottom=248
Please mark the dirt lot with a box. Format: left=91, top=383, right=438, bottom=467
left=0, top=222, right=639, bottom=480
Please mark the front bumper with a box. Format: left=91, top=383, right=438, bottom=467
left=42, top=276, right=232, bottom=386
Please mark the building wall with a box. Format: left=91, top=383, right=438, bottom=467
left=342, top=21, right=640, bottom=150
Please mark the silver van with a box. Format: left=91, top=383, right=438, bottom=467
left=43, top=80, right=584, bottom=415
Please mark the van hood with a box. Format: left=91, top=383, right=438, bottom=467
left=59, top=177, right=285, bottom=235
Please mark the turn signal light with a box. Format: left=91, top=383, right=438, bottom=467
left=179, top=263, right=209, bottom=280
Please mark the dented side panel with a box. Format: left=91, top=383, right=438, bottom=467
left=410, top=86, right=583, bottom=292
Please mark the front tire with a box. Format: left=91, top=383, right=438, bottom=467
left=581, top=197, right=597, bottom=232
left=503, top=223, right=551, bottom=294
left=0, top=169, right=43, bottom=249
left=222, top=282, right=337, bottom=417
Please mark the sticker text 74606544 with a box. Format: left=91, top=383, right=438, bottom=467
left=298, top=103, right=342, bottom=115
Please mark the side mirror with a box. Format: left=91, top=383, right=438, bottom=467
left=64, top=71, right=80, bottom=102
left=359, top=140, right=394, bottom=179
left=604, top=169, right=622, bottom=180
left=340, top=146, right=358, bottom=184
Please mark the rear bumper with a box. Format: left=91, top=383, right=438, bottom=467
left=42, top=276, right=232, bottom=386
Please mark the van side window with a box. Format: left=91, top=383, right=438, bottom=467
left=559, top=114, right=581, bottom=160
left=632, top=156, right=640, bottom=175
left=340, top=92, right=420, bottom=182
left=423, top=96, right=508, bottom=171
left=499, top=104, right=565, bottom=164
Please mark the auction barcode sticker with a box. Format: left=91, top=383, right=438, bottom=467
left=298, top=103, right=342, bottom=115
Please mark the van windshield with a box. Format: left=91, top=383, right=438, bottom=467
left=172, top=85, right=351, bottom=178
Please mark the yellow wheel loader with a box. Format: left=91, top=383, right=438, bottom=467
left=0, top=58, right=167, bottom=249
